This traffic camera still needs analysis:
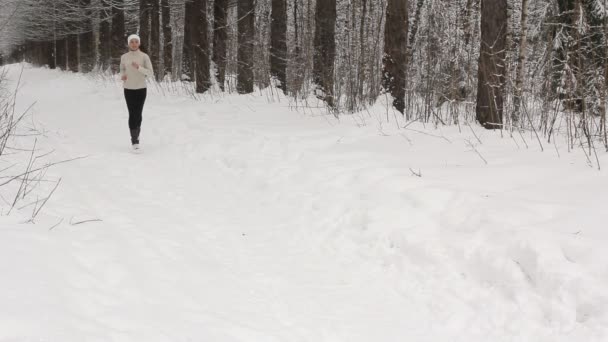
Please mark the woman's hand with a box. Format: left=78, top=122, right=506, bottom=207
left=121, top=74, right=128, bottom=81
left=131, top=62, right=140, bottom=69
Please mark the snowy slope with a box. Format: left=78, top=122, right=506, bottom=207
left=1, top=64, right=607, bottom=341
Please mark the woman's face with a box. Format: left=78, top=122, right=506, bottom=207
left=129, top=39, right=140, bottom=51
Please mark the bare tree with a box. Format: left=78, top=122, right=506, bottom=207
left=193, top=0, right=210, bottom=93
left=56, top=38, right=67, bottom=70
left=139, top=0, right=152, bottom=51
left=313, top=0, right=336, bottom=107
left=476, top=0, right=507, bottom=129
left=182, top=0, right=195, bottom=80
left=512, top=0, right=529, bottom=124
left=357, top=0, right=368, bottom=103
left=149, top=0, right=161, bottom=80
left=213, top=0, right=228, bottom=90
left=79, top=0, right=95, bottom=73
left=603, top=0, right=608, bottom=150
left=463, top=0, right=474, bottom=45
left=111, top=0, right=126, bottom=72
left=271, top=0, right=287, bottom=94
left=383, top=0, right=408, bottom=114
left=238, top=0, right=255, bottom=94
left=99, top=0, right=112, bottom=70
left=161, top=0, right=172, bottom=78
left=67, top=1, right=79, bottom=73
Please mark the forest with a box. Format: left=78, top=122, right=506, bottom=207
left=1, top=0, right=607, bottom=153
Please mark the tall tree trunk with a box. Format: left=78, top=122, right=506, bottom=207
left=357, top=0, right=368, bottom=100
left=151, top=0, right=161, bottom=81
left=383, top=0, right=408, bottom=114
left=463, top=0, right=474, bottom=45
left=139, top=0, right=152, bottom=52
left=111, top=0, right=126, bottom=72
left=56, top=38, right=67, bottom=70
left=291, top=0, right=304, bottom=93
left=182, top=0, right=195, bottom=80
left=237, top=0, right=255, bottom=94
left=409, top=0, right=424, bottom=49
left=512, top=0, right=529, bottom=124
left=572, top=0, right=590, bottom=148
left=47, top=41, right=56, bottom=69
left=476, top=0, right=508, bottom=129
left=294, top=0, right=300, bottom=56
left=193, top=0, right=210, bottom=93
left=505, top=0, right=513, bottom=71
left=313, top=0, right=336, bottom=107
left=602, top=0, right=608, bottom=150
left=67, top=33, right=79, bottom=72
left=161, top=0, right=172, bottom=78
left=99, top=0, right=112, bottom=70
left=551, top=0, right=575, bottom=100
left=79, top=0, right=95, bottom=73
left=24, top=41, right=31, bottom=65
left=213, top=0, right=228, bottom=90
left=67, top=1, right=80, bottom=74
left=271, top=0, right=287, bottom=93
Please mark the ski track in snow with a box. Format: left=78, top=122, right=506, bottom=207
left=1, top=64, right=607, bottom=341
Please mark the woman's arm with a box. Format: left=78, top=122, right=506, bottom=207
left=120, top=55, right=127, bottom=79
left=137, top=55, right=154, bottom=78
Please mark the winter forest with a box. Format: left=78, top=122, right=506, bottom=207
left=1, top=0, right=608, bottom=150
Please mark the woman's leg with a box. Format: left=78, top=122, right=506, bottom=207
left=124, top=88, right=146, bottom=144
left=134, top=88, right=147, bottom=129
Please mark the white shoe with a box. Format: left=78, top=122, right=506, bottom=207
left=132, top=144, right=141, bottom=152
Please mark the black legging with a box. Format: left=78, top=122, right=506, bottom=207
left=124, top=88, right=147, bottom=130
left=124, top=88, right=147, bottom=144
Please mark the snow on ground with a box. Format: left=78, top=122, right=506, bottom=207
left=1, top=63, right=607, bottom=341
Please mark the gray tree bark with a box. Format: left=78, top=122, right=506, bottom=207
left=237, top=0, right=255, bottom=94
left=271, top=0, right=287, bottom=93
left=383, top=0, right=408, bottom=114
left=312, top=0, right=336, bottom=107
left=476, top=0, right=507, bottom=129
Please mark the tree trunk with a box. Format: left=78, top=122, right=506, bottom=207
left=139, top=0, right=152, bottom=52
left=151, top=0, right=161, bottom=81
left=56, top=38, right=67, bottom=70
left=271, top=0, right=288, bottom=93
left=46, top=41, right=56, bottom=69
left=193, top=0, right=210, bottom=93
left=463, top=0, right=474, bottom=45
left=213, top=0, right=228, bottom=90
left=161, top=0, right=172, bottom=78
left=67, top=34, right=79, bottom=72
left=409, top=0, right=424, bottom=49
left=383, top=0, right=408, bottom=114
left=99, top=0, right=112, bottom=70
left=476, top=0, right=507, bottom=129
left=357, top=0, right=368, bottom=100
left=313, top=0, right=336, bottom=107
left=111, top=0, right=126, bottom=72
left=237, top=0, right=255, bottom=94
left=79, top=0, right=95, bottom=73
left=551, top=0, right=575, bottom=100
left=603, top=0, right=608, bottom=150
left=512, top=0, right=529, bottom=124
left=182, top=0, right=195, bottom=81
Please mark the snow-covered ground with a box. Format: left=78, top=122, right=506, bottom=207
left=1, top=64, right=607, bottom=341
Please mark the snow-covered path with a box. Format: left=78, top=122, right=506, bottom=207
left=1, top=65, right=607, bottom=341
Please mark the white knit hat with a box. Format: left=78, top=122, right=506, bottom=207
left=127, top=34, right=140, bottom=44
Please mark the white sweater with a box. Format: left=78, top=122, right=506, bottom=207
left=120, top=50, right=154, bottom=89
